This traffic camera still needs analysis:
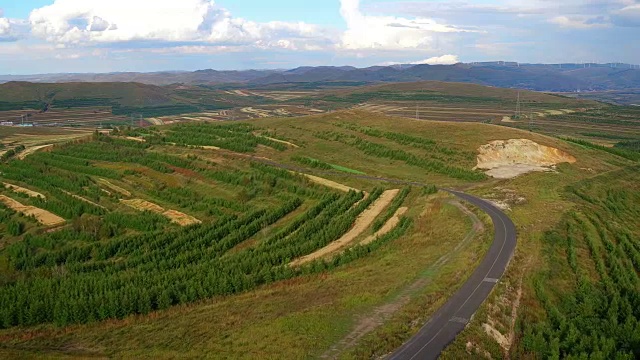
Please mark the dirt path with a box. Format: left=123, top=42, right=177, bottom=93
left=290, top=189, right=400, bottom=267
left=262, top=136, right=299, bottom=148
left=17, top=144, right=53, bottom=160
left=0, top=195, right=65, bottom=226
left=125, top=136, right=145, bottom=142
left=301, top=174, right=359, bottom=193
left=3, top=182, right=45, bottom=199
left=61, top=190, right=107, bottom=210
left=97, top=178, right=131, bottom=197
left=361, top=207, right=408, bottom=246
left=321, top=199, right=484, bottom=358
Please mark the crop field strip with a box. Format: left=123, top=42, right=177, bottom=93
left=503, top=106, right=640, bottom=141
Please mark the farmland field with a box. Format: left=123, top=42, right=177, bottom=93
left=0, top=75, right=639, bottom=359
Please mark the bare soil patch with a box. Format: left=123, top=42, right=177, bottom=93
left=3, top=182, right=45, bottom=199
left=17, top=144, right=53, bottom=160
left=121, top=199, right=165, bottom=213
left=0, top=195, right=65, bottom=226
left=476, top=139, right=576, bottom=179
left=290, top=189, right=400, bottom=267
left=125, top=136, right=145, bottom=142
left=301, top=174, right=358, bottom=193
left=121, top=199, right=200, bottom=226
left=162, top=209, right=201, bottom=226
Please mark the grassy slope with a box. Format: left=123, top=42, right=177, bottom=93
left=0, top=82, right=177, bottom=107
left=440, top=151, right=636, bottom=356
left=330, top=81, right=595, bottom=105
left=0, top=108, right=630, bottom=359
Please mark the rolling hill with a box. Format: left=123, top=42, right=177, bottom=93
left=2, top=62, right=638, bottom=93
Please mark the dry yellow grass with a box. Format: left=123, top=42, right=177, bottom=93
left=121, top=199, right=165, bottom=213
left=0, top=195, right=65, bottom=226
left=162, top=209, right=201, bottom=226
left=3, top=182, right=45, bottom=199
left=290, top=189, right=400, bottom=266
left=361, top=206, right=408, bottom=246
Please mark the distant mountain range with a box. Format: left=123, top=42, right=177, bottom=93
left=1, top=62, right=639, bottom=92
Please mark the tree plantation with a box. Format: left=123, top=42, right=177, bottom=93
left=0, top=121, right=421, bottom=328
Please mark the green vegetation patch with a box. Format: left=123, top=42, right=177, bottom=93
left=291, top=156, right=366, bottom=174
left=518, top=166, right=640, bottom=359
left=565, top=137, right=640, bottom=162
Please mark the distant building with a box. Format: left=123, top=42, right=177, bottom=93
left=18, top=123, right=34, bottom=127
left=0, top=122, right=14, bottom=126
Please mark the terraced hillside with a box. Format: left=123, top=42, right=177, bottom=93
left=0, top=107, right=637, bottom=359
left=0, top=80, right=598, bottom=129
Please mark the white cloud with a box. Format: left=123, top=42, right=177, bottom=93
left=0, top=17, right=10, bottom=36
left=548, top=15, right=610, bottom=29
left=411, top=54, right=459, bottom=65
left=28, top=0, right=326, bottom=48
left=380, top=54, right=459, bottom=66
left=339, top=0, right=474, bottom=51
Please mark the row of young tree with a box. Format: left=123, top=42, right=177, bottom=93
left=333, top=121, right=475, bottom=161
left=518, top=168, right=640, bottom=359
left=154, top=122, right=288, bottom=153
left=0, top=187, right=387, bottom=328
left=0, top=145, right=25, bottom=162
left=315, top=131, right=486, bottom=181
left=0, top=124, right=419, bottom=329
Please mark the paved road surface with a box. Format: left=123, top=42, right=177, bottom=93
left=387, top=189, right=517, bottom=360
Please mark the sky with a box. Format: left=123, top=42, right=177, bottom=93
left=0, top=0, right=638, bottom=74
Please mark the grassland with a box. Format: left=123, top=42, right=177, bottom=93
left=0, top=80, right=598, bottom=129
left=0, top=100, right=636, bottom=359
left=0, top=75, right=638, bottom=359
left=501, top=106, right=640, bottom=146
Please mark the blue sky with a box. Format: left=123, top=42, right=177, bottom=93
left=0, top=0, right=638, bottom=74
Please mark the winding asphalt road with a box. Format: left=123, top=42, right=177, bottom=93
left=387, top=189, right=517, bottom=360
left=228, top=153, right=518, bottom=359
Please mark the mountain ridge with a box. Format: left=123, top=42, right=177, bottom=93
left=1, top=62, right=638, bottom=92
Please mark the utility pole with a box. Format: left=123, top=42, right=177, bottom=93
left=416, top=104, right=419, bottom=121
left=515, top=91, right=521, bottom=118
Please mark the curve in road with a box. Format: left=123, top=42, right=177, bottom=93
left=387, top=189, right=517, bottom=360
left=214, top=151, right=518, bottom=359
